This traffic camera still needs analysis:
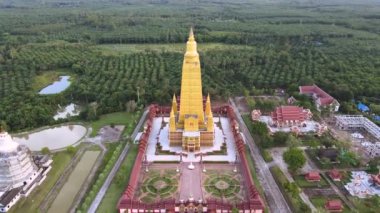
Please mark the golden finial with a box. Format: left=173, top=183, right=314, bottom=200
left=188, top=27, right=195, bottom=41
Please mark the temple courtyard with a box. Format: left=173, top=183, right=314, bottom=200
left=135, top=163, right=245, bottom=204
left=145, top=117, right=237, bottom=163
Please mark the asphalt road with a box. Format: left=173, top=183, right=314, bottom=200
left=230, top=99, right=292, bottom=213
left=88, top=109, right=149, bottom=213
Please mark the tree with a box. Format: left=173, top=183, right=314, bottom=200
left=246, top=97, right=256, bottom=111
left=66, top=146, right=76, bottom=154
left=371, top=104, right=380, bottom=115
left=0, top=121, right=7, bottom=132
left=283, top=147, right=306, bottom=173
left=338, top=149, right=359, bottom=167
left=125, top=100, right=137, bottom=112
left=251, top=121, right=268, bottom=136
left=286, top=134, right=301, bottom=147
left=41, top=147, right=51, bottom=155
left=367, top=157, right=380, bottom=173
left=272, top=132, right=289, bottom=146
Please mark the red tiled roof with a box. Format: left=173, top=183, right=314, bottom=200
left=371, top=173, right=380, bottom=184
left=305, top=171, right=321, bottom=180
left=299, top=85, right=337, bottom=106
left=329, top=169, right=342, bottom=180
left=325, top=200, right=342, bottom=210
left=271, top=106, right=308, bottom=122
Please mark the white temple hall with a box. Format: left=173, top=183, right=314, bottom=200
left=0, top=130, right=52, bottom=212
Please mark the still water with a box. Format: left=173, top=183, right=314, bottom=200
left=13, top=125, right=87, bottom=151
left=39, top=76, right=71, bottom=95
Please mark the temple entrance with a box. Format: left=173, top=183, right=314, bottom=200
left=188, top=143, right=195, bottom=152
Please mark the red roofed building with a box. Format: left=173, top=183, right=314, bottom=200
left=325, top=199, right=343, bottom=212
left=299, top=85, right=340, bottom=112
left=329, top=169, right=342, bottom=181
left=271, top=106, right=312, bottom=127
left=371, top=172, right=380, bottom=187
left=305, top=171, right=321, bottom=182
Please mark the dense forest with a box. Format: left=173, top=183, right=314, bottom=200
left=0, top=0, right=380, bottom=131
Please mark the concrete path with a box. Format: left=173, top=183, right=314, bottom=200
left=229, top=99, right=291, bottom=213
left=268, top=148, right=317, bottom=212
left=88, top=109, right=149, bottom=213
left=179, top=162, right=203, bottom=201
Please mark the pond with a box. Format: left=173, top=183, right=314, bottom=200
left=48, top=151, right=100, bottom=213
left=13, top=125, right=87, bottom=151
left=54, top=103, right=80, bottom=120
left=39, top=76, right=71, bottom=95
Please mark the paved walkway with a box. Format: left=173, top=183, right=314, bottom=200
left=230, top=99, right=292, bottom=213
left=268, top=148, right=317, bottom=212
left=88, top=109, right=149, bottom=213
left=179, top=162, right=203, bottom=201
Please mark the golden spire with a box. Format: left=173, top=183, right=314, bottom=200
left=179, top=27, right=203, bottom=125
left=205, top=93, right=212, bottom=117
left=172, top=94, right=177, bottom=114
left=185, top=27, right=198, bottom=58
left=170, top=108, right=176, bottom=131
left=189, top=27, right=194, bottom=41
left=207, top=113, right=214, bottom=132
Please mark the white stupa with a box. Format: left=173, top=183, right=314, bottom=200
left=0, top=131, right=38, bottom=192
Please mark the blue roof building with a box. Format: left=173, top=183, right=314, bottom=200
left=357, top=102, right=370, bottom=112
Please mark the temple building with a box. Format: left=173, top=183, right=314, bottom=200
left=169, top=28, right=214, bottom=152
left=271, top=105, right=312, bottom=127
left=0, top=129, right=52, bottom=212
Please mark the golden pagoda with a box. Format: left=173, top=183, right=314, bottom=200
left=169, top=28, right=214, bottom=152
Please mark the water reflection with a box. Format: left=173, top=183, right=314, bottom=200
left=13, top=125, right=87, bottom=151
left=39, top=76, right=71, bottom=95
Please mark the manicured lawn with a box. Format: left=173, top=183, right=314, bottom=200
left=350, top=197, right=380, bottom=212
left=310, top=197, right=350, bottom=213
left=9, top=151, right=74, bottom=213
left=96, top=144, right=138, bottom=213
left=90, top=112, right=138, bottom=137
left=294, top=175, right=330, bottom=188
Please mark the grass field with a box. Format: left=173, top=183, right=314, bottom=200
left=48, top=151, right=100, bottom=213
left=310, top=197, right=350, bottom=213
left=9, top=151, right=74, bottom=213
left=294, top=175, right=330, bottom=188
left=90, top=112, right=137, bottom=137
left=32, top=69, right=72, bottom=91
left=96, top=144, right=138, bottom=213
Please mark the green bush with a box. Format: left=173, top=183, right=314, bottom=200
left=262, top=149, right=273, bottom=162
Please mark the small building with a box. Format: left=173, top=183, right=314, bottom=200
left=271, top=106, right=312, bottom=127
left=357, top=102, right=369, bottom=112
left=329, top=169, right=342, bottom=181
left=287, top=96, right=297, bottom=105
left=299, top=85, right=340, bottom=112
left=251, top=110, right=262, bottom=121
left=325, top=199, right=343, bottom=212
left=305, top=171, right=321, bottom=182
left=370, top=172, right=380, bottom=187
